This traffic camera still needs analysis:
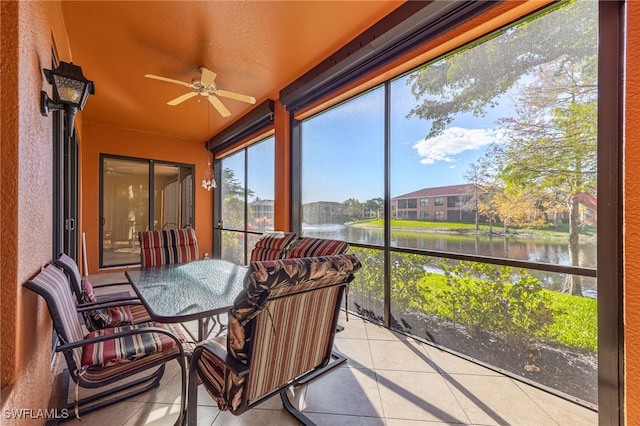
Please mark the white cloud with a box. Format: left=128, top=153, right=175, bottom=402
left=413, top=127, right=501, bottom=165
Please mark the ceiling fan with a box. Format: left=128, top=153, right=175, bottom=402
left=144, top=66, right=256, bottom=117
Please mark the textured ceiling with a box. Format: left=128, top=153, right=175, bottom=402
left=61, top=1, right=403, bottom=143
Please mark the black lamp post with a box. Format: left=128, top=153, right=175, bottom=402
left=41, top=61, right=95, bottom=137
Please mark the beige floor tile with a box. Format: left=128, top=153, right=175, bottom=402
left=305, top=412, right=386, bottom=426
left=185, top=405, right=219, bottom=426
left=51, top=310, right=598, bottom=426
left=375, top=370, right=470, bottom=424
left=132, top=366, right=186, bottom=406
left=212, top=408, right=300, bottom=425
left=336, top=315, right=369, bottom=340
left=122, top=402, right=184, bottom=426
left=334, top=338, right=375, bottom=369
left=513, top=381, right=597, bottom=426
left=61, top=401, right=145, bottom=425
left=195, top=383, right=222, bottom=407
left=386, top=420, right=469, bottom=426
left=248, top=385, right=307, bottom=411
left=444, top=374, right=557, bottom=425
left=422, top=344, right=502, bottom=376
left=303, top=365, right=384, bottom=418
left=368, top=339, right=438, bottom=373
left=365, top=321, right=406, bottom=341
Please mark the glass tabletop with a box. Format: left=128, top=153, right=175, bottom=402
left=126, top=259, right=249, bottom=322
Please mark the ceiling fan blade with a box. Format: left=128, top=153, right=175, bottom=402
left=145, top=74, right=194, bottom=88
left=216, top=89, right=256, bottom=104
left=167, top=92, right=198, bottom=106
left=199, top=67, right=217, bottom=86
left=208, top=95, right=231, bottom=117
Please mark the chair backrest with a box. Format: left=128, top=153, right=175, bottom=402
left=225, top=254, right=361, bottom=412
left=139, top=228, right=199, bottom=267
left=285, top=236, right=349, bottom=258
left=249, top=231, right=297, bottom=262
left=54, top=253, right=84, bottom=301
left=24, top=264, right=85, bottom=373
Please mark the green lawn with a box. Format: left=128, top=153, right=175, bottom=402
left=414, top=274, right=597, bottom=350
left=349, top=218, right=595, bottom=240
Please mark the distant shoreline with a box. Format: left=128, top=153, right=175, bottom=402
left=345, top=220, right=597, bottom=244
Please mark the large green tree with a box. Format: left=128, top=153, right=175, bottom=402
left=407, top=0, right=597, bottom=296
left=407, top=0, right=596, bottom=139
left=364, top=197, right=384, bottom=219
left=492, top=59, right=597, bottom=296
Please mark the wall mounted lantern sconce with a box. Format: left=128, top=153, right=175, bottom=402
left=40, top=61, right=95, bottom=136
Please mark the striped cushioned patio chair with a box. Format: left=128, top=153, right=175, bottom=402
left=54, top=253, right=151, bottom=331
left=249, top=231, right=297, bottom=262
left=187, top=254, right=361, bottom=425
left=24, top=264, right=189, bottom=424
left=139, top=228, right=199, bottom=267
left=285, top=236, right=349, bottom=258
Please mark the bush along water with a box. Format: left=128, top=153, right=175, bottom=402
left=436, top=261, right=554, bottom=351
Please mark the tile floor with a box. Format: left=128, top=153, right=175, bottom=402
left=55, top=273, right=598, bottom=425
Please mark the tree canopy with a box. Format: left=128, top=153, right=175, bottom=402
left=407, top=0, right=596, bottom=140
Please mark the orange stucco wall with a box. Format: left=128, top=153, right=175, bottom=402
left=625, top=2, right=640, bottom=424
left=0, top=1, right=73, bottom=424
left=80, top=122, right=213, bottom=274
left=2, top=1, right=639, bottom=424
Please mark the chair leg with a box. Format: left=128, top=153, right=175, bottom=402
left=280, top=388, right=316, bottom=426
left=51, top=365, right=166, bottom=424
left=189, top=315, right=227, bottom=341
left=187, top=360, right=200, bottom=426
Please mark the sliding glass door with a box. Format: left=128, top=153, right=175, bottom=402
left=100, top=154, right=193, bottom=267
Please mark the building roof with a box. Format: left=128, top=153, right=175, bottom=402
left=392, top=184, right=476, bottom=200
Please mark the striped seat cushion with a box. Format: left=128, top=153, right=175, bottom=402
left=285, top=237, right=348, bottom=258
left=139, top=229, right=199, bottom=267
left=81, top=277, right=134, bottom=329
left=129, top=304, right=152, bottom=324
left=249, top=232, right=297, bottom=261
left=193, top=337, right=232, bottom=409
left=81, top=322, right=188, bottom=367
left=81, top=351, right=177, bottom=385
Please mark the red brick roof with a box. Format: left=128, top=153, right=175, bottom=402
left=392, top=184, right=476, bottom=200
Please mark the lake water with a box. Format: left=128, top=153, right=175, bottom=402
left=302, top=223, right=598, bottom=297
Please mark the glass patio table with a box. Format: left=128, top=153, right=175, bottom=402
left=126, top=259, right=248, bottom=340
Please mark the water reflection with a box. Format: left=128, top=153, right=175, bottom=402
left=302, top=223, right=597, bottom=296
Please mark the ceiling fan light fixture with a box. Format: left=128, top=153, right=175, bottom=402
left=145, top=67, right=255, bottom=117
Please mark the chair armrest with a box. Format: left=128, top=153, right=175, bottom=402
left=197, top=341, right=250, bottom=377
left=76, top=298, right=143, bottom=312
left=91, top=280, right=133, bottom=289
left=57, top=325, right=185, bottom=358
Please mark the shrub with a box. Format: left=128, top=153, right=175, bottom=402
left=437, top=260, right=554, bottom=347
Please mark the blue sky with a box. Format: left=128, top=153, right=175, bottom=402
left=300, top=73, right=513, bottom=204
left=226, top=72, right=514, bottom=205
